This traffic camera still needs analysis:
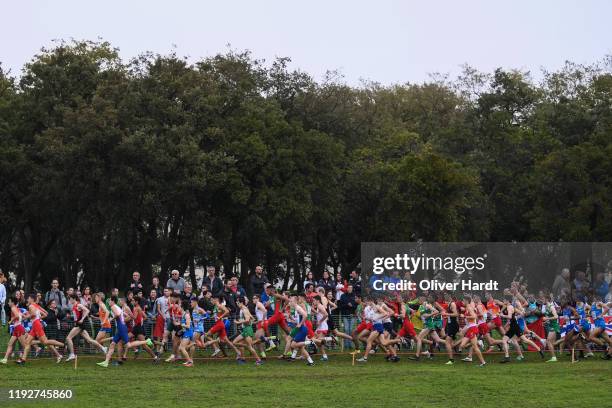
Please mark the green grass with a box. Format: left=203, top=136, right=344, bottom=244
left=1, top=331, right=611, bottom=408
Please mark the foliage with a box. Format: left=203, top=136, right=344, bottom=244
left=1, top=41, right=611, bottom=290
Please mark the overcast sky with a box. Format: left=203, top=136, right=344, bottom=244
left=2, top=0, right=610, bottom=85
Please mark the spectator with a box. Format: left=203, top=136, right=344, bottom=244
left=573, top=270, right=590, bottom=301
left=606, top=285, right=612, bottom=303
left=552, top=268, right=571, bottom=300
left=317, top=271, right=335, bottom=293
left=199, top=289, right=214, bottom=312
left=44, top=299, right=62, bottom=331
left=230, top=277, right=247, bottom=298
left=304, top=283, right=316, bottom=303
left=105, top=288, right=119, bottom=312
left=248, top=265, right=269, bottom=297
left=181, top=282, right=195, bottom=301
left=335, top=272, right=346, bottom=301
left=75, top=289, right=82, bottom=307
left=64, top=287, right=75, bottom=315
left=81, top=286, right=93, bottom=307
left=126, top=271, right=144, bottom=296
left=166, top=269, right=186, bottom=294
left=338, top=284, right=357, bottom=347
left=303, top=271, right=315, bottom=290
left=149, top=275, right=163, bottom=298
left=198, top=285, right=210, bottom=299
left=594, top=272, right=609, bottom=299
left=134, top=288, right=146, bottom=308
left=326, top=289, right=341, bottom=329
left=0, top=272, right=6, bottom=326
left=44, top=278, right=68, bottom=313
left=349, top=270, right=362, bottom=296
left=222, top=279, right=238, bottom=318
left=14, top=290, right=25, bottom=308
left=145, top=289, right=158, bottom=319
left=202, top=266, right=223, bottom=297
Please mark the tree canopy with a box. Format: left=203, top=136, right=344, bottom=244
left=1, top=41, right=611, bottom=291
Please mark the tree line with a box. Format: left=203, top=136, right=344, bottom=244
left=0, top=40, right=610, bottom=292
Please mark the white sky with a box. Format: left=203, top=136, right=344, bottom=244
left=1, top=0, right=610, bottom=84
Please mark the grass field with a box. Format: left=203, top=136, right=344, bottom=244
left=1, top=331, right=611, bottom=408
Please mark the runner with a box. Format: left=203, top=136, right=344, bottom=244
left=190, top=297, right=208, bottom=351
left=252, top=293, right=271, bottom=359
left=499, top=295, right=544, bottom=363
left=351, top=295, right=372, bottom=349
left=94, top=293, right=114, bottom=345
left=16, top=293, right=64, bottom=365
left=1, top=297, right=29, bottom=364
left=177, top=300, right=195, bottom=367
left=485, top=293, right=506, bottom=337
left=442, top=293, right=459, bottom=365
left=96, top=296, right=154, bottom=368
left=203, top=296, right=243, bottom=361
left=312, top=295, right=330, bottom=361
left=233, top=296, right=263, bottom=365
left=323, top=290, right=354, bottom=350
left=64, top=294, right=107, bottom=361
left=574, top=300, right=595, bottom=358
left=122, top=296, right=158, bottom=362
left=413, top=296, right=444, bottom=360
left=262, top=285, right=291, bottom=351
left=153, top=288, right=170, bottom=355
left=542, top=294, right=560, bottom=362
left=453, top=295, right=486, bottom=367
left=357, top=297, right=398, bottom=363
left=164, top=293, right=183, bottom=362
left=587, top=298, right=611, bottom=359
left=463, top=295, right=504, bottom=361
left=287, top=295, right=315, bottom=366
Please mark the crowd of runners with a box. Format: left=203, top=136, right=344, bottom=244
left=2, top=279, right=612, bottom=368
